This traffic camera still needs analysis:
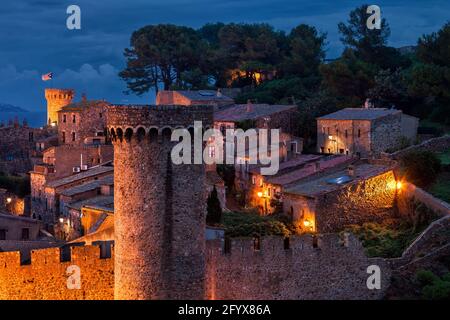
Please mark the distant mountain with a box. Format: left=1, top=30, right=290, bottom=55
left=0, top=103, right=29, bottom=113
left=0, top=103, right=46, bottom=128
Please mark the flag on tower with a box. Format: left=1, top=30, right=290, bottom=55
left=41, top=72, right=53, bottom=81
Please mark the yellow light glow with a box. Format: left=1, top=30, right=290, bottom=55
left=257, top=191, right=263, bottom=198
left=59, top=218, right=64, bottom=223
left=328, top=135, right=333, bottom=140
left=396, top=181, right=403, bottom=190
left=6, top=197, right=12, bottom=204
left=303, top=220, right=311, bottom=227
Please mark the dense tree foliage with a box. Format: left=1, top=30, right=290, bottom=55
left=120, top=6, right=450, bottom=134
left=400, top=150, right=442, bottom=187
left=206, top=186, right=223, bottom=225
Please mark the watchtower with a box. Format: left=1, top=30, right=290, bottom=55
left=107, top=104, right=213, bottom=300
left=45, top=88, right=74, bottom=125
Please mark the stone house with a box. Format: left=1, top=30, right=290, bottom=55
left=156, top=90, right=234, bottom=108
left=57, top=99, right=109, bottom=146
left=0, top=213, right=41, bottom=241
left=245, top=155, right=353, bottom=215
left=30, top=164, right=113, bottom=228
left=316, top=108, right=419, bottom=157
left=283, top=159, right=399, bottom=233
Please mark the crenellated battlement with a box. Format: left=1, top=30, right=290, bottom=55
left=206, top=233, right=363, bottom=257
left=45, top=88, right=75, bottom=100
left=0, top=242, right=114, bottom=268
left=0, top=242, right=114, bottom=300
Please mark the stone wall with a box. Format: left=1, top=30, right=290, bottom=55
left=45, top=88, right=74, bottom=125
left=206, top=234, right=391, bottom=300
left=390, top=135, right=450, bottom=159
left=316, top=170, right=398, bottom=232
left=397, top=182, right=450, bottom=218
left=371, top=113, right=402, bottom=154
left=0, top=244, right=114, bottom=300
left=284, top=170, right=398, bottom=233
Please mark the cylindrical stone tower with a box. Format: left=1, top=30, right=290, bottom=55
left=108, top=105, right=213, bottom=300
left=45, top=88, right=74, bottom=125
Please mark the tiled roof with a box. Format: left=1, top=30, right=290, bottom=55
left=177, top=90, right=234, bottom=102
left=284, top=163, right=392, bottom=197
left=46, top=165, right=113, bottom=188
left=59, top=100, right=109, bottom=112
left=67, top=195, right=114, bottom=211
left=249, top=154, right=322, bottom=175
left=214, top=104, right=296, bottom=122
left=266, top=155, right=353, bottom=186
left=317, top=108, right=401, bottom=121
left=60, top=175, right=113, bottom=197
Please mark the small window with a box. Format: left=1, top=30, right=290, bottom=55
left=72, top=132, right=76, bottom=141
left=21, top=228, right=29, bottom=240
left=339, top=148, right=344, bottom=154
left=62, top=131, right=66, bottom=143
left=358, top=129, right=361, bottom=138
left=0, top=229, right=6, bottom=240
left=345, top=130, right=348, bottom=138
left=252, top=176, right=256, bottom=185
left=63, top=114, right=67, bottom=123
left=72, top=115, right=76, bottom=123
left=99, top=113, right=103, bottom=118
left=268, top=188, right=271, bottom=197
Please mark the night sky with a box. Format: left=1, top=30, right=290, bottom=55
left=0, top=0, right=449, bottom=111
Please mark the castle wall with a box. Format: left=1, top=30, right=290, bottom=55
left=0, top=245, right=114, bottom=300
left=206, top=234, right=391, bottom=300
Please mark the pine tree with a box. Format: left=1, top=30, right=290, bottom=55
left=206, top=186, right=222, bottom=225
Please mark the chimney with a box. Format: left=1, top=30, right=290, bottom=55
left=246, top=99, right=253, bottom=113
left=347, top=165, right=355, bottom=177
left=363, top=98, right=373, bottom=109
left=314, top=161, right=321, bottom=172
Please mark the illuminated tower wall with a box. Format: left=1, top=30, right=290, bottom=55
left=45, top=88, right=74, bottom=125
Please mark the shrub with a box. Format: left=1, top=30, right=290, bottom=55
left=400, top=150, right=442, bottom=187
left=416, top=270, right=450, bottom=300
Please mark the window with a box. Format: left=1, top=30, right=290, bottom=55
left=259, top=178, right=263, bottom=187
left=62, top=131, right=66, bottom=143
left=339, top=149, right=344, bottom=154
left=72, top=115, right=76, bottom=123
left=290, top=142, right=297, bottom=153
left=93, top=138, right=101, bottom=145
left=29, top=132, right=34, bottom=142
left=358, top=129, right=361, bottom=138
left=345, top=130, right=348, bottom=138
left=327, top=127, right=330, bottom=135
left=268, top=188, right=271, bottom=197
left=252, top=176, right=256, bottom=185
left=72, top=132, right=76, bottom=142
left=99, top=113, right=102, bottom=118
left=0, top=229, right=6, bottom=240
left=63, top=114, right=67, bottom=123
left=21, top=228, right=29, bottom=240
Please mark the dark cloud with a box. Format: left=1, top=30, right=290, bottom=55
left=0, top=0, right=448, bottom=116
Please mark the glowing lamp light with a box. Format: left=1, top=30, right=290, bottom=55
left=396, top=181, right=403, bottom=190
left=257, top=191, right=263, bottom=198
left=50, top=122, right=57, bottom=127
left=303, top=220, right=311, bottom=227
left=328, top=135, right=333, bottom=140
left=6, top=197, right=12, bottom=204
left=59, top=218, right=64, bottom=223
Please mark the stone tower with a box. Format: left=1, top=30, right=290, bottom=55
left=45, top=88, right=74, bottom=125
left=107, top=105, right=213, bottom=300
